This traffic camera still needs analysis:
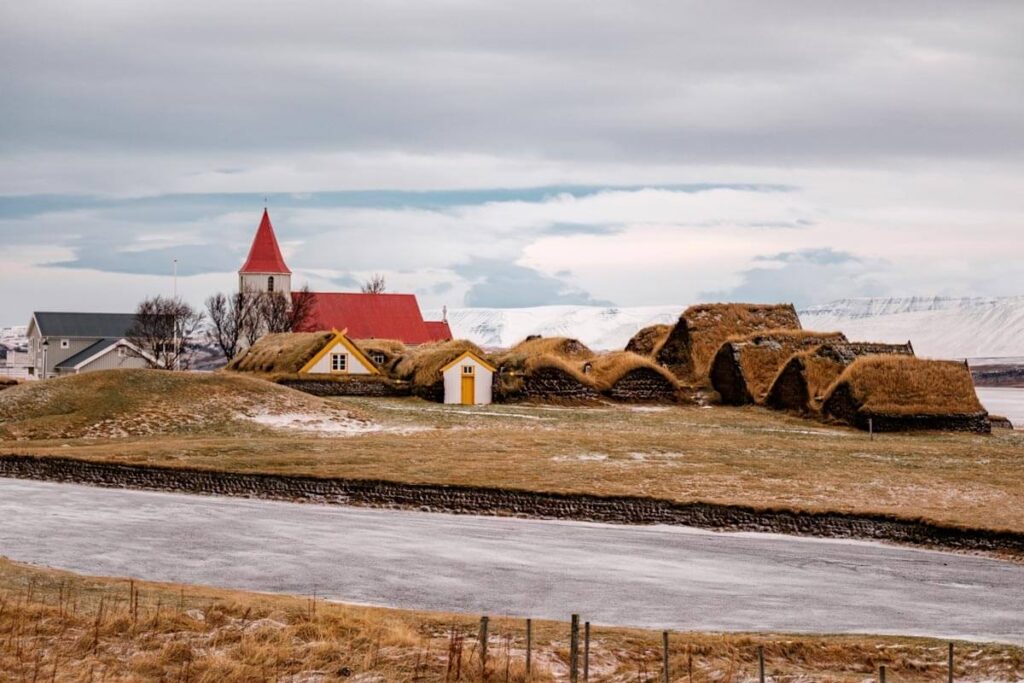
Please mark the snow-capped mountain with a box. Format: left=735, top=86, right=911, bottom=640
left=427, top=305, right=682, bottom=350
left=798, top=296, right=1024, bottom=359
left=435, top=296, right=1024, bottom=358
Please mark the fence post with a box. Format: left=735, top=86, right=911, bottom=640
left=948, top=642, right=954, bottom=683
left=584, top=621, right=591, bottom=682
left=569, top=614, right=580, bottom=683
left=869, top=417, right=874, bottom=440
left=758, top=645, right=765, bottom=683
left=525, top=618, right=532, bottom=675
left=479, top=616, right=489, bottom=680
left=879, top=664, right=886, bottom=683
left=662, top=631, right=670, bottom=683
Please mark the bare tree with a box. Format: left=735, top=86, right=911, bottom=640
left=361, top=273, right=386, bottom=294
left=205, top=291, right=258, bottom=361
left=288, top=285, right=316, bottom=331
left=125, top=295, right=205, bottom=370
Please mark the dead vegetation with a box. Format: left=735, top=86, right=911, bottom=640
left=822, top=356, right=985, bottom=420
left=709, top=330, right=848, bottom=406
left=2, top=558, right=1020, bottom=682
left=0, top=369, right=370, bottom=440
left=766, top=342, right=915, bottom=413
left=587, top=352, right=681, bottom=402
left=623, top=324, right=671, bottom=356
left=224, top=331, right=333, bottom=373
left=655, top=303, right=802, bottom=381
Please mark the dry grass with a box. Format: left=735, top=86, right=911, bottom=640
left=718, top=330, right=848, bottom=402
left=656, top=303, right=802, bottom=380
left=777, top=342, right=916, bottom=409
left=2, top=558, right=1020, bottom=682
left=825, top=356, right=985, bottom=416
left=4, top=393, right=1024, bottom=535
left=393, top=339, right=489, bottom=388
left=225, top=332, right=334, bottom=373
left=587, top=352, right=679, bottom=392
left=505, top=337, right=595, bottom=362
left=0, top=369, right=368, bottom=440
left=623, top=324, right=671, bottom=356
left=354, top=338, right=408, bottom=368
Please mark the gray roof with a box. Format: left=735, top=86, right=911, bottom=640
left=33, top=312, right=137, bottom=338
left=55, top=338, right=122, bottom=370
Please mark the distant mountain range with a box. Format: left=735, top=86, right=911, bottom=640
left=434, top=296, right=1024, bottom=359
left=4, top=297, right=1023, bottom=360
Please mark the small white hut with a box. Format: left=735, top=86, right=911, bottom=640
left=440, top=351, right=496, bottom=405
left=299, top=330, right=379, bottom=376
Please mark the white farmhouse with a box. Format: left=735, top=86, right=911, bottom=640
left=440, top=351, right=496, bottom=405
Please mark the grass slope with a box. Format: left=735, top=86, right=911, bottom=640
left=0, top=369, right=369, bottom=440
left=2, top=558, right=1020, bottom=682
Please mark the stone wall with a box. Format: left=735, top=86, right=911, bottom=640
left=277, top=377, right=412, bottom=397
left=605, top=368, right=679, bottom=402
left=857, top=411, right=992, bottom=434
left=1, top=454, right=1021, bottom=557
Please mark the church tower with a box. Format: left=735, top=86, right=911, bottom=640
left=239, top=209, right=291, bottom=297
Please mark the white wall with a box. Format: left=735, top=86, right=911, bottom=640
left=304, top=340, right=374, bottom=375
left=442, top=357, right=493, bottom=405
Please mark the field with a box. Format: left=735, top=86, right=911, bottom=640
left=1, top=558, right=1021, bottom=682
left=1, top=371, right=1022, bottom=536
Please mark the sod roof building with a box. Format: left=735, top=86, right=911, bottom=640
left=764, top=341, right=915, bottom=413
left=820, top=356, right=990, bottom=433
left=709, top=330, right=848, bottom=406
left=655, top=303, right=802, bottom=382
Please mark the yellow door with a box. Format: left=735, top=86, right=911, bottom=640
left=461, top=375, right=475, bottom=405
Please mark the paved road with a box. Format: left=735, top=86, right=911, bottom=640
left=2, top=478, right=1022, bottom=643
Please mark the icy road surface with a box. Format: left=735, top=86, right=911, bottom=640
left=2, top=478, right=1023, bottom=643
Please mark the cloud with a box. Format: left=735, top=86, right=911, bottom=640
left=702, top=248, right=887, bottom=308
left=455, top=258, right=613, bottom=308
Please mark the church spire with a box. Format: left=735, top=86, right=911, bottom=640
left=239, top=209, right=291, bottom=274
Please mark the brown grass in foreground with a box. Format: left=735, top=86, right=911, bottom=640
left=2, top=559, right=1021, bottom=682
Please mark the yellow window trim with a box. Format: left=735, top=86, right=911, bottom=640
left=299, top=329, right=381, bottom=375
left=439, top=350, right=497, bottom=374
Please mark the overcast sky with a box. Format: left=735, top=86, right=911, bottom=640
left=2, top=1, right=1023, bottom=325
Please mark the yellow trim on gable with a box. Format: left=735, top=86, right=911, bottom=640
left=440, top=350, right=497, bottom=374
left=299, top=329, right=381, bottom=375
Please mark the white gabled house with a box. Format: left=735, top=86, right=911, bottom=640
left=441, top=351, right=496, bottom=405
left=299, top=330, right=380, bottom=376
left=54, top=338, right=156, bottom=375
left=26, top=312, right=151, bottom=379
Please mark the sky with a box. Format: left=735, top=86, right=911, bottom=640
left=2, top=1, right=1023, bottom=326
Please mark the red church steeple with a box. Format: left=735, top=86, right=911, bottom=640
left=240, top=209, right=291, bottom=274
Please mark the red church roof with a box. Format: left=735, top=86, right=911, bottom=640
left=296, top=292, right=452, bottom=345
left=240, top=209, right=291, bottom=274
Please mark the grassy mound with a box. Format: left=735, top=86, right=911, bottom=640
left=825, top=356, right=984, bottom=416
left=226, top=332, right=334, bottom=373
left=0, top=369, right=369, bottom=440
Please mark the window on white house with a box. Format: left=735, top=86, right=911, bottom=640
left=331, top=353, right=347, bottom=372
left=462, top=365, right=474, bottom=375
left=371, top=352, right=386, bottom=365
left=267, top=276, right=275, bottom=292
left=60, top=339, right=70, bottom=349
left=117, top=346, right=127, bottom=357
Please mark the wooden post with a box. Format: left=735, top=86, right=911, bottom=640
left=662, top=631, right=670, bottom=683
left=879, top=664, right=886, bottom=683
left=479, top=616, right=489, bottom=680
left=525, top=618, right=532, bottom=675
left=948, top=642, right=954, bottom=683
left=869, top=417, right=874, bottom=440
left=583, top=621, right=590, bottom=682
left=758, top=645, right=765, bottom=683
left=569, top=614, right=580, bottom=683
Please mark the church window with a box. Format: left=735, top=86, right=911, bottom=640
left=267, top=276, right=275, bottom=292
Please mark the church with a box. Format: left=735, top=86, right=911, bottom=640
left=239, top=210, right=452, bottom=344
